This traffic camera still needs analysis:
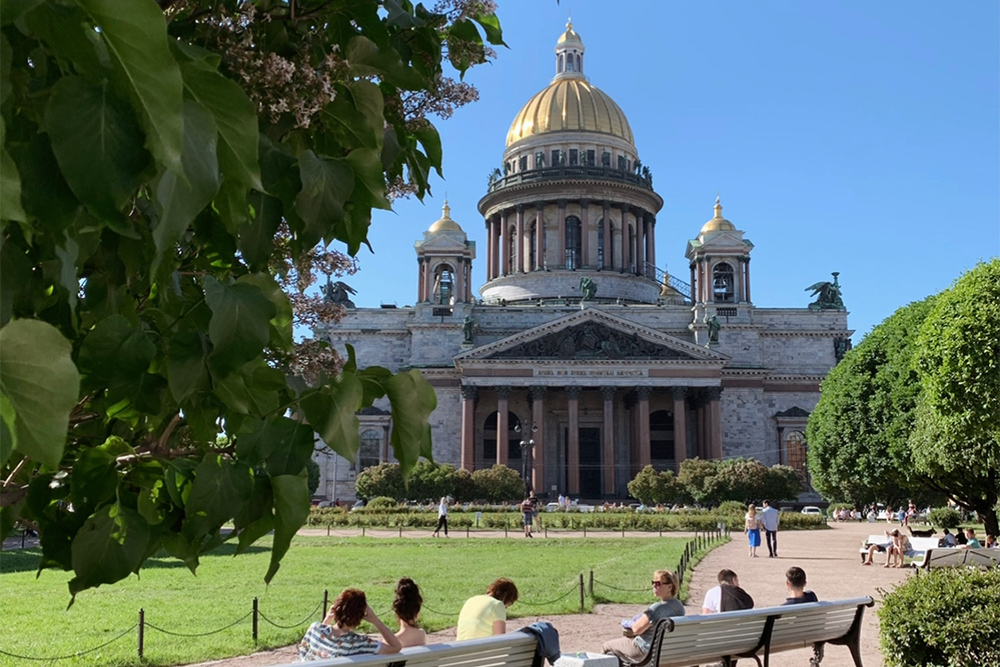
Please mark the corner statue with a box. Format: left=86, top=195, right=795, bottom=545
left=805, top=272, right=845, bottom=311
left=462, top=316, right=474, bottom=343
left=321, top=277, right=357, bottom=308
left=580, top=276, right=597, bottom=301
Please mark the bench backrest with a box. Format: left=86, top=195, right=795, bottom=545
left=922, top=548, right=1000, bottom=570
left=274, top=633, right=538, bottom=667
left=908, top=537, right=939, bottom=553
left=767, top=598, right=872, bottom=653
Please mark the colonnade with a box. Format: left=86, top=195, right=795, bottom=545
left=417, top=255, right=474, bottom=304
left=484, top=199, right=657, bottom=280
left=459, top=384, right=724, bottom=497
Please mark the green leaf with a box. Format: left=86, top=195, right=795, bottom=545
left=0, top=391, right=15, bottom=467
left=68, top=503, right=150, bottom=601
left=264, top=418, right=314, bottom=477
left=166, top=330, right=210, bottom=403
left=69, top=447, right=117, bottom=515
left=74, top=0, right=184, bottom=173
left=299, top=373, right=363, bottom=461
left=203, top=276, right=276, bottom=376
left=238, top=273, right=293, bottom=352
left=77, top=314, right=156, bottom=392
left=321, top=81, right=384, bottom=151
left=264, top=470, right=310, bottom=584
left=294, top=150, right=353, bottom=250
left=347, top=147, right=391, bottom=211
left=384, top=370, right=437, bottom=475
left=0, top=319, right=80, bottom=467
left=213, top=361, right=278, bottom=416
left=183, top=454, right=252, bottom=542
left=6, top=135, right=81, bottom=235
left=22, top=1, right=108, bottom=81
left=1, top=118, right=26, bottom=223
left=239, top=191, right=282, bottom=270
left=473, top=13, right=506, bottom=46
left=413, top=122, right=443, bottom=178
left=234, top=473, right=274, bottom=554
left=44, top=76, right=148, bottom=223
left=151, top=99, right=220, bottom=274
left=179, top=58, right=262, bottom=190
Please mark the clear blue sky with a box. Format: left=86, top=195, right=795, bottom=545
left=343, top=1, right=999, bottom=340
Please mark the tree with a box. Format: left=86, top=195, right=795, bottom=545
left=709, top=458, right=801, bottom=504
left=677, top=458, right=720, bottom=506
left=305, top=458, right=320, bottom=496
left=406, top=460, right=456, bottom=502
left=0, top=0, right=504, bottom=601
left=354, top=462, right=405, bottom=501
left=471, top=465, right=524, bottom=503
left=806, top=299, right=938, bottom=507
left=627, top=465, right=683, bottom=506
left=911, top=260, right=1000, bottom=536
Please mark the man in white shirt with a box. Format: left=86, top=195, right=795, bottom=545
left=701, top=569, right=753, bottom=613
left=760, top=499, right=781, bottom=558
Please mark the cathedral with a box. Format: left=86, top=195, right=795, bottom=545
left=314, top=24, right=850, bottom=503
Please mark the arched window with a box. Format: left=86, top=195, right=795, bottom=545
left=358, top=429, right=381, bottom=471
left=433, top=266, right=454, bottom=305
left=649, top=410, right=675, bottom=463
left=597, top=219, right=605, bottom=269
left=712, top=262, right=735, bottom=302
left=558, top=54, right=564, bottom=73
left=784, top=431, right=808, bottom=485
left=575, top=54, right=581, bottom=72
left=566, top=54, right=575, bottom=72
left=565, top=216, right=581, bottom=270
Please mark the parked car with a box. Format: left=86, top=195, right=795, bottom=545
left=801, top=506, right=824, bottom=516
left=545, top=502, right=561, bottom=512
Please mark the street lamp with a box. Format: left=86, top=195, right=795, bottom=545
left=518, top=422, right=539, bottom=496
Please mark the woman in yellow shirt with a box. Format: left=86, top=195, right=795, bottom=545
left=456, top=578, right=519, bottom=640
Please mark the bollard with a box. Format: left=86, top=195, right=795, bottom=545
left=253, top=597, right=259, bottom=642
left=138, top=608, right=145, bottom=659
left=323, top=590, right=329, bottom=618
left=579, top=573, right=585, bottom=610
left=545, top=526, right=548, bottom=538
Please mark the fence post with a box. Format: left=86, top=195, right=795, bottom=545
left=322, top=590, right=329, bottom=618
left=545, top=526, right=548, bottom=538
left=138, top=608, right=144, bottom=660
left=579, top=573, right=585, bottom=610
left=362, top=526, right=365, bottom=537
left=327, top=523, right=330, bottom=536
left=583, top=525, right=586, bottom=538
left=589, top=570, right=594, bottom=596
left=399, top=525, right=402, bottom=538
left=253, top=597, right=259, bottom=643
left=505, top=523, right=508, bottom=538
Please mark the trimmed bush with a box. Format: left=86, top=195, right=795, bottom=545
left=926, top=507, right=962, bottom=530
left=879, top=567, right=1000, bottom=667
left=365, top=496, right=400, bottom=511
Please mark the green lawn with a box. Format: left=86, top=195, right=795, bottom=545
left=0, top=534, right=700, bottom=667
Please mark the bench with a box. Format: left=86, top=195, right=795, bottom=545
left=912, top=547, right=1000, bottom=570
left=858, top=535, right=939, bottom=564
left=271, top=633, right=538, bottom=667
left=630, top=597, right=874, bottom=667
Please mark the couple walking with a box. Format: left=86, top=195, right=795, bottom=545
left=745, top=500, right=780, bottom=557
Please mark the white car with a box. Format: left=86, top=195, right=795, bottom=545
left=801, top=506, right=824, bottom=516
left=545, top=502, right=561, bottom=512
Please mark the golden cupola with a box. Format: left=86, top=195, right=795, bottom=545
left=505, top=22, right=635, bottom=148
left=428, top=200, right=463, bottom=233
left=700, top=197, right=737, bottom=234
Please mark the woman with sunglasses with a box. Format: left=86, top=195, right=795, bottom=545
left=602, top=570, right=684, bottom=661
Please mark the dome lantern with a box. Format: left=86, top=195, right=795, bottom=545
left=700, top=196, right=736, bottom=234
left=428, top=200, right=464, bottom=233
left=555, top=20, right=585, bottom=79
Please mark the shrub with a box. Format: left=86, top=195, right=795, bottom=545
left=365, top=496, right=400, bottom=511
left=879, top=567, right=1000, bottom=667
left=926, top=507, right=962, bottom=530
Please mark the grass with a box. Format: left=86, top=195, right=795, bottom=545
left=0, top=534, right=708, bottom=667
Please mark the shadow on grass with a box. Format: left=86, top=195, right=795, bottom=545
left=0, top=543, right=270, bottom=575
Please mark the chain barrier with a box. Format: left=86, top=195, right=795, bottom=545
left=590, top=579, right=648, bottom=592
left=0, top=623, right=137, bottom=661
left=419, top=603, right=459, bottom=617
left=516, top=584, right=579, bottom=607
left=258, top=600, right=325, bottom=630
left=146, top=610, right=253, bottom=637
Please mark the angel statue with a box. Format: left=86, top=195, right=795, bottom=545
left=321, top=277, right=357, bottom=308
left=805, top=272, right=845, bottom=311
left=580, top=276, right=597, bottom=301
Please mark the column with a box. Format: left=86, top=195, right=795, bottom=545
left=647, top=215, right=656, bottom=271
left=697, top=398, right=707, bottom=458
left=707, top=386, right=723, bottom=459
left=460, top=385, right=477, bottom=471
left=689, top=264, right=697, bottom=303
left=424, top=259, right=434, bottom=303
left=501, top=211, right=510, bottom=276
left=632, top=208, right=642, bottom=274
left=492, top=216, right=501, bottom=280
left=515, top=206, right=525, bottom=273
left=557, top=199, right=566, bottom=269
left=744, top=257, right=752, bottom=303
left=580, top=199, right=590, bottom=269
left=535, top=203, right=545, bottom=270
left=602, top=201, right=611, bottom=270
left=566, top=386, right=581, bottom=495
left=601, top=386, right=616, bottom=495
left=616, top=204, right=626, bottom=271
left=531, top=387, right=546, bottom=493
left=637, top=386, right=651, bottom=468
left=496, top=386, right=510, bottom=466
left=486, top=217, right=494, bottom=280
left=455, top=257, right=464, bottom=303
left=672, top=387, right=687, bottom=470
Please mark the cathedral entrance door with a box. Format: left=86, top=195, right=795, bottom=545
left=579, top=427, right=602, bottom=499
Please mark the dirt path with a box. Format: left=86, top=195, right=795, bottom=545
left=184, top=521, right=910, bottom=667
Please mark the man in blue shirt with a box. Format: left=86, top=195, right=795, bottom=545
left=781, top=567, right=818, bottom=606
left=759, top=500, right=780, bottom=557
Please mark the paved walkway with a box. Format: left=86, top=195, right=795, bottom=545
left=185, top=520, right=909, bottom=667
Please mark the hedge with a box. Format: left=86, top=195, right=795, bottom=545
left=879, top=567, right=1000, bottom=667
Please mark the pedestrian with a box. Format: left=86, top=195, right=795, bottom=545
left=701, top=569, right=754, bottom=613
left=521, top=496, right=535, bottom=537
left=781, top=567, right=818, bottom=605
left=760, top=499, right=780, bottom=557
left=456, top=578, right=519, bottom=640
left=745, top=504, right=761, bottom=557
left=432, top=497, right=449, bottom=537
left=602, top=570, right=684, bottom=662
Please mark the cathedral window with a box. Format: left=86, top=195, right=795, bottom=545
left=566, top=54, right=575, bottom=72
left=565, top=216, right=582, bottom=270
left=507, top=232, right=516, bottom=274
left=357, top=429, right=381, bottom=472
left=518, top=155, right=527, bottom=171
left=712, top=262, right=735, bottom=302
left=649, top=410, right=675, bottom=463
left=569, top=149, right=578, bottom=166
left=617, top=155, right=627, bottom=170
left=784, top=430, right=809, bottom=486
left=575, top=54, right=581, bottom=72
left=551, top=149, right=560, bottom=166
left=558, top=54, right=564, bottom=72
left=602, top=151, right=611, bottom=167
left=587, top=149, right=596, bottom=166
left=535, top=151, right=545, bottom=168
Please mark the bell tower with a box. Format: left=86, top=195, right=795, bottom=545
left=415, top=201, right=476, bottom=305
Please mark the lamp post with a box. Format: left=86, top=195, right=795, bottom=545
left=517, top=422, right=540, bottom=496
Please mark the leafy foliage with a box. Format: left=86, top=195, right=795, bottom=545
left=879, top=567, right=1000, bottom=667
left=0, top=0, right=504, bottom=600
left=665, top=458, right=800, bottom=507
left=353, top=462, right=524, bottom=503
left=627, top=465, right=683, bottom=506
left=470, top=464, right=526, bottom=503
left=925, top=507, right=962, bottom=530
left=355, top=462, right=405, bottom=501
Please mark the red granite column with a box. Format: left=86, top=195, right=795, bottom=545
left=496, top=386, right=510, bottom=466
left=637, top=386, right=652, bottom=468
left=601, top=386, right=616, bottom=495
left=531, top=387, right=546, bottom=493
left=460, top=385, right=477, bottom=471
left=672, top=387, right=687, bottom=471
left=567, top=386, right=581, bottom=495
left=708, top=386, right=723, bottom=459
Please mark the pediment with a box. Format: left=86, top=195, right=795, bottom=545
left=416, top=233, right=469, bottom=252
left=456, top=309, right=725, bottom=363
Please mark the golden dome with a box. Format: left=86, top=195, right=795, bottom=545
left=700, top=197, right=736, bottom=233
left=428, top=201, right=463, bottom=233
left=557, top=20, right=583, bottom=46
left=506, top=78, right=634, bottom=147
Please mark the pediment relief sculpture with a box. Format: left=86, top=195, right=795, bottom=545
left=488, top=321, right=695, bottom=360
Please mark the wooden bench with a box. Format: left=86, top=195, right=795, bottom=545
left=913, top=547, right=1000, bottom=570
left=629, top=596, right=874, bottom=667
left=271, top=633, right=538, bottom=667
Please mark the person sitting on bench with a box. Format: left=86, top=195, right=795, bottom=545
left=781, top=567, right=818, bottom=605
left=602, top=570, right=685, bottom=662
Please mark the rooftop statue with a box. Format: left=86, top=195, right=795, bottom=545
left=462, top=315, right=474, bottom=343
left=580, top=276, right=597, bottom=301
left=805, top=272, right=845, bottom=311
left=322, top=278, right=357, bottom=308
left=706, top=315, right=721, bottom=344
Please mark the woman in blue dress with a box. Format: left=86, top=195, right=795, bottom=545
left=745, top=504, right=762, bottom=557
